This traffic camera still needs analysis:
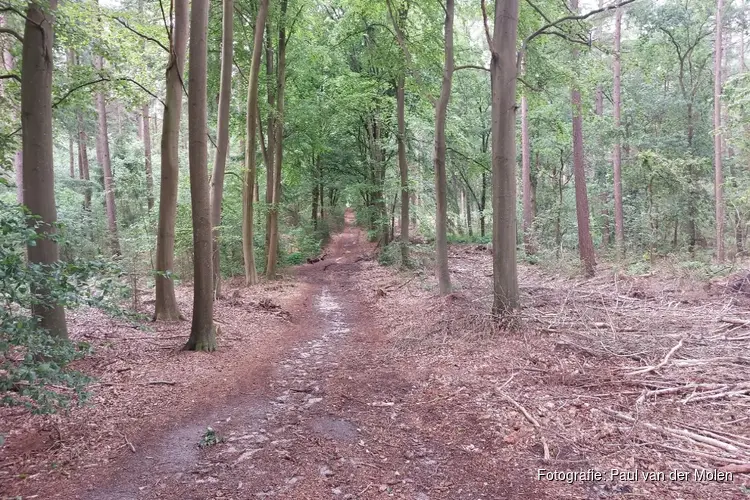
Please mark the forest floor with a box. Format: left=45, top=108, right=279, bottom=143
left=2, top=211, right=750, bottom=499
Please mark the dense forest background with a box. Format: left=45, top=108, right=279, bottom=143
left=1, top=0, right=749, bottom=412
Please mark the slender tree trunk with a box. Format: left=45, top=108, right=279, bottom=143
left=22, top=0, right=67, bottom=338
left=613, top=6, right=624, bottom=254
left=184, top=0, right=215, bottom=351
left=266, top=0, right=288, bottom=280
left=143, top=103, right=154, bottom=211
left=570, top=0, right=595, bottom=276
left=77, top=113, right=91, bottom=209
left=714, top=0, right=725, bottom=262
left=210, top=0, right=234, bottom=296
left=396, top=76, right=410, bottom=264
left=69, top=135, right=75, bottom=177
left=154, top=0, right=188, bottom=321
left=434, top=0, right=454, bottom=295
left=95, top=55, right=120, bottom=256
left=489, top=0, right=520, bottom=315
left=264, top=24, right=276, bottom=254
left=242, top=0, right=269, bottom=286
left=479, top=171, right=486, bottom=237
left=465, top=186, right=472, bottom=236
left=2, top=27, right=23, bottom=205
left=521, top=92, right=534, bottom=255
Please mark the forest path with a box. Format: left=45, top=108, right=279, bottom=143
left=30, top=210, right=550, bottom=499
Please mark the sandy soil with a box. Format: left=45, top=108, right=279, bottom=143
left=1, top=211, right=749, bottom=499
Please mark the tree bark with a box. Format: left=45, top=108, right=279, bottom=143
left=154, top=0, right=188, bottom=321
left=521, top=92, right=534, bottom=255
left=489, top=0, right=520, bottom=315
left=613, top=6, right=625, bottom=254
left=69, top=135, right=75, bottom=177
left=266, top=0, right=288, bottom=280
left=396, top=75, right=410, bottom=264
left=433, top=0, right=454, bottom=295
left=143, top=103, right=154, bottom=211
left=77, top=113, right=91, bottom=209
left=242, top=0, right=269, bottom=286
left=570, top=0, right=596, bottom=276
left=95, top=55, right=120, bottom=256
left=22, top=0, right=67, bottom=338
left=184, top=0, right=216, bottom=351
left=263, top=23, right=276, bottom=254
left=210, top=0, right=234, bottom=296
left=714, top=0, right=724, bottom=261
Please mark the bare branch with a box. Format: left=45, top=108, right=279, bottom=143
left=0, top=73, right=20, bottom=82
left=0, top=26, right=23, bottom=43
left=517, top=0, right=637, bottom=70
left=454, top=64, right=490, bottom=72
left=54, top=77, right=166, bottom=109
left=112, top=16, right=169, bottom=53
left=480, top=0, right=493, bottom=50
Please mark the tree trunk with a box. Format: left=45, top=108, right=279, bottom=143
left=142, top=103, right=154, bottom=211
left=210, top=0, right=234, bottom=297
left=490, top=0, right=520, bottom=315
left=266, top=0, right=288, bottom=280
left=184, top=0, right=215, bottom=351
left=521, top=92, right=534, bottom=255
left=95, top=55, right=120, bottom=256
left=263, top=23, right=276, bottom=254
left=242, top=0, right=269, bottom=286
left=433, top=0, right=454, bottom=295
left=396, top=75, right=410, bottom=264
left=613, top=6, right=624, bottom=254
left=77, top=113, right=91, bottom=209
left=570, top=0, right=595, bottom=277
left=465, top=186, right=472, bottom=236
left=22, top=0, right=67, bottom=338
left=479, top=171, right=486, bottom=237
left=714, top=0, right=725, bottom=262
left=154, top=0, right=188, bottom=321
left=312, top=165, right=319, bottom=229
left=68, top=135, right=75, bottom=177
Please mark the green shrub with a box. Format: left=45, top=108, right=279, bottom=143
left=0, top=201, right=133, bottom=414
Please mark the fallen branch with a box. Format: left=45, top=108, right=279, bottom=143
left=120, top=432, right=136, bottom=453
left=626, top=337, right=684, bottom=376
left=499, top=392, right=550, bottom=461
left=602, top=408, right=742, bottom=453
left=144, top=380, right=176, bottom=386
left=719, top=316, right=750, bottom=327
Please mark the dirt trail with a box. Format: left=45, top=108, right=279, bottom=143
left=16, top=210, right=550, bottom=500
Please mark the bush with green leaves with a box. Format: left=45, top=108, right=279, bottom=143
left=0, top=201, right=132, bottom=414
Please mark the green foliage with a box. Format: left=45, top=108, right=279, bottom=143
left=0, top=201, right=132, bottom=414
left=199, top=427, right=223, bottom=448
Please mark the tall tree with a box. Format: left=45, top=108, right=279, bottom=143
left=570, top=0, right=596, bottom=276
left=210, top=0, right=234, bottom=295
left=142, top=103, right=154, bottom=211
left=433, top=0, right=454, bottom=295
left=77, top=113, right=91, bottom=209
left=243, top=0, right=270, bottom=286
left=520, top=58, right=534, bottom=256
left=396, top=74, right=410, bottom=265
left=266, top=0, right=288, bottom=280
left=185, top=0, right=215, bottom=351
left=487, top=0, right=520, bottom=315
left=22, top=0, right=67, bottom=338
left=94, top=54, right=120, bottom=255
left=154, top=0, right=188, bottom=320
left=714, top=0, right=724, bottom=261
left=613, top=6, right=624, bottom=252
left=386, top=0, right=410, bottom=265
